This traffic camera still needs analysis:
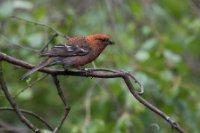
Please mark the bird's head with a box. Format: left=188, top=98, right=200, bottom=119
left=87, top=34, right=115, bottom=46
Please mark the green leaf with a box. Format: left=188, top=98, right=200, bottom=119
left=135, top=50, right=150, bottom=62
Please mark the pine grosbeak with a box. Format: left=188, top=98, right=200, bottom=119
left=21, top=34, right=114, bottom=80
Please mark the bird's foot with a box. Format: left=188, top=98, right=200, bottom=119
left=80, top=68, right=93, bottom=75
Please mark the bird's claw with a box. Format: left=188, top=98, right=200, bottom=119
left=81, top=68, right=93, bottom=75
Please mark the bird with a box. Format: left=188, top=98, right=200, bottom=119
left=20, top=34, right=114, bottom=80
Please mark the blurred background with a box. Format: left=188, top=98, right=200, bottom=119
left=0, top=0, right=200, bottom=132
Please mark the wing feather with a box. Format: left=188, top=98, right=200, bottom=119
left=40, top=40, right=91, bottom=57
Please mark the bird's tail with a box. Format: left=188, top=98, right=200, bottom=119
left=20, top=59, right=50, bottom=80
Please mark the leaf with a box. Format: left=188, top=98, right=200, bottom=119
left=135, top=50, right=150, bottom=62
left=164, top=50, right=181, bottom=64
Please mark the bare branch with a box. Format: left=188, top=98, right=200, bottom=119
left=122, top=75, right=186, bottom=133
left=51, top=75, right=70, bottom=133
left=0, top=61, right=40, bottom=133
left=0, top=107, right=53, bottom=131
left=0, top=52, right=186, bottom=133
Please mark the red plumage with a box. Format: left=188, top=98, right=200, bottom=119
left=21, top=34, right=114, bottom=80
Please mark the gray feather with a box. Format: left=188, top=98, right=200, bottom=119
left=20, top=60, right=50, bottom=80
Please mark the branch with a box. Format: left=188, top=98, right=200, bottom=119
left=0, top=107, right=53, bottom=131
left=51, top=75, right=70, bottom=133
left=0, top=61, right=40, bottom=133
left=122, top=75, right=185, bottom=133
left=0, top=52, right=186, bottom=133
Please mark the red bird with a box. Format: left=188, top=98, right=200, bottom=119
left=21, top=34, right=114, bottom=80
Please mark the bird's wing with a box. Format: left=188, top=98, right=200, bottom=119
left=40, top=42, right=91, bottom=57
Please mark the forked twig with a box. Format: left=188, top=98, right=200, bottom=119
left=52, top=75, right=70, bottom=133
left=0, top=61, right=40, bottom=133
left=0, top=52, right=186, bottom=133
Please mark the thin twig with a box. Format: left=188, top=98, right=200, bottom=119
left=39, top=33, right=58, bottom=56
left=0, top=107, right=53, bottom=131
left=0, top=61, right=40, bottom=133
left=14, top=74, right=48, bottom=99
left=126, top=72, right=144, bottom=95
left=0, top=33, right=39, bottom=52
left=51, top=75, right=70, bottom=133
left=9, top=16, right=69, bottom=39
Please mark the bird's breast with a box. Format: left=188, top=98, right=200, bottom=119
left=72, top=48, right=104, bottom=67
left=72, top=53, right=97, bottom=67
left=62, top=45, right=106, bottom=68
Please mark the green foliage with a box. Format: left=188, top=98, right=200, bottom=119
left=0, top=0, right=200, bottom=132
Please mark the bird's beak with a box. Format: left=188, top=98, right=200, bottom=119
left=109, top=40, right=115, bottom=45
